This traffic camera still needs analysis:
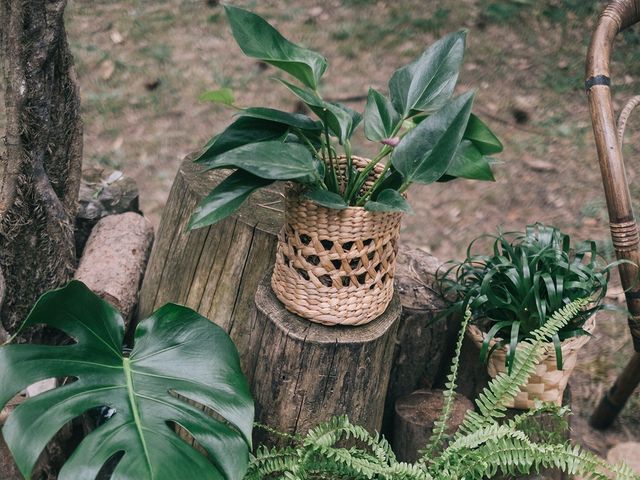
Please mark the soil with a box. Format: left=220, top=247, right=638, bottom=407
left=2, top=0, right=639, bottom=466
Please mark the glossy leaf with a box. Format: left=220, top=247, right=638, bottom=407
left=364, top=88, right=401, bottom=142
left=442, top=140, right=495, bottom=181
left=464, top=113, right=503, bottom=154
left=199, top=88, right=236, bottom=107
left=389, top=30, right=466, bottom=116
left=278, top=80, right=353, bottom=143
left=195, top=117, right=288, bottom=164
left=392, top=91, right=475, bottom=185
left=224, top=5, right=327, bottom=89
left=189, top=170, right=273, bottom=230
left=364, top=189, right=412, bottom=213
left=304, top=188, right=348, bottom=210
left=0, top=281, right=254, bottom=480
left=202, top=141, right=320, bottom=182
left=241, top=107, right=321, bottom=131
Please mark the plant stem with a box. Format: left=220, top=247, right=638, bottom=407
left=345, top=121, right=404, bottom=203
left=355, top=160, right=393, bottom=206
left=293, top=128, right=320, bottom=158
left=323, top=117, right=339, bottom=193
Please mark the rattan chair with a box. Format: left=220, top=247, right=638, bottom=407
left=586, top=0, right=640, bottom=429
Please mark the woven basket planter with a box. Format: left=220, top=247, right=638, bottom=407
left=467, top=314, right=596, bottom=409
left=271, top=156, right=403, bottom=326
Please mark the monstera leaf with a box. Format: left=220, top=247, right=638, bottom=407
left=0, top=281, right=254, bottom=480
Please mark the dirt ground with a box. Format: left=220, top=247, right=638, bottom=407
left=9, top=0, right=640, bottom=464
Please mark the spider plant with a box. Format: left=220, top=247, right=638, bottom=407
left=188, top=4, right=503, bottom=229
left=438, top=224, right=622, bottom=373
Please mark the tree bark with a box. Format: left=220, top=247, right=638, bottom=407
left=0, top=0, right=82, bottom=342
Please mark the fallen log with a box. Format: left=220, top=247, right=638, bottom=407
left=74, top=212, right=153, bottom=323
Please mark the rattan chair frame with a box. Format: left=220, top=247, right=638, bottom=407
left=586, top=0, right=640, bottom=429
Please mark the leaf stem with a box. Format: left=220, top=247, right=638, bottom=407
left=346, top=121, right=404, bottom=203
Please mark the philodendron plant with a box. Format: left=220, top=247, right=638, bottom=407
left=0, top=281, right=254, bottom=480
left=188, top=5, right=503, bottom=229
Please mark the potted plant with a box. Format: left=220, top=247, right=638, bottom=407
left=437, top=224, right=620, bottom=409
left=189, top=5, right=503, bottom=325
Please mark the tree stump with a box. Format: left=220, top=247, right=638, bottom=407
left=392, top=389, right=474, bottom=463
left=138, top=158, right=283, bottom=369
left=383, top=249, right=455, bottom=437
left=247, top=273, right=401, bottom=447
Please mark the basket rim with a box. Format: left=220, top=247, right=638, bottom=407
left=287, top=154, right=406, bottom=214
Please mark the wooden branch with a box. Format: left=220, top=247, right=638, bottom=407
left=75, top=212, right=154, bottom=322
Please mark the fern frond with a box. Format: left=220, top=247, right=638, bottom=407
left=245, top=445, right=301, bottom=479
left=419, top=308, right=471, bottom=460
left=458, top=298, right=588, bottom=435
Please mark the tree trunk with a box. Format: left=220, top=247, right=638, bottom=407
left=0, top=0, right=82, bottom=342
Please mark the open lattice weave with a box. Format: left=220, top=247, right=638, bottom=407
left=272, top=156, right=403, bottom=326
left=467, top=314, right=596, bottom=409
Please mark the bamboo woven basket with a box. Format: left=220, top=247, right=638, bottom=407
left=271, top=156, right=403, bottom=326
left=467, top=314, right=596, bottom=409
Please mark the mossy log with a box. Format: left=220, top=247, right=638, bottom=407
left=247, top=273, right=401, bottom=447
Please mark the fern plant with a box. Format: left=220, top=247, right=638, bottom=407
left=245, top=298, right=639, bottom=480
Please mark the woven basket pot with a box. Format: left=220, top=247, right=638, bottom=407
left=467, top=313, right=596, bottom=409
left=271, top=156, right=403, bottom=326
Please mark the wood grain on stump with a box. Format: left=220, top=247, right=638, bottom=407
left=392, top=389, right=473, bottom=463
left=247, top=273, right=401, bottom=447
left=138, top=158, right=283, bottom=369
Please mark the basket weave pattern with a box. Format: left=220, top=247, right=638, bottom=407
left=272, top=156, right=403, bottom=326
left=467, top=314, right=596, bottom=409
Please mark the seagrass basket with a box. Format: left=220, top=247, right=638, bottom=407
left=271, top=156, right=403, bottom=326
left=467, top=313, right=596, bottom=409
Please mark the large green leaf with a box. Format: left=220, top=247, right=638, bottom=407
left=240, top=107, right=321, bottom=131
left=441, top=139, right=496, bottom=181
left=464, top=113, right=503, bottom=155
left=278, top=80, right=353, bottom=144
left=389, top=30, right=466, bottom=116
left=364, top=189, right=412, bottom=213
left=224, top=5, right=327, bottom=89
left=202, top=141, right=321, bottom=182
left=189, top=170, right=273, bottom=230
left=364, top=88, right=401, bottom=142
left=195, top=116, right=288, bottom=164
left=0, top=281, right=254, bottom=480
left=392, top=91, right=475, bottom=185
left=303, top=188, right=348, bottom=210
